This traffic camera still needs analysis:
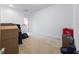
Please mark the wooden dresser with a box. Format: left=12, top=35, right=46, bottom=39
left=0, top=23, right=19, bottom=54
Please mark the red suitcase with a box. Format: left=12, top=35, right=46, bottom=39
left=62, top=28, right=74, bottom=47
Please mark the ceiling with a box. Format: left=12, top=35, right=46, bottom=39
left=0, top=4, right=52, bottom=16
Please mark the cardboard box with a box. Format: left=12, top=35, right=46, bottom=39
left=0, top=23, right=19, bottom=54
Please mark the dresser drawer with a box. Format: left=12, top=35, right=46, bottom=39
left=2, top=37, right=18, bottom=47
left=1, top=37, right=19, bottom=54
left=4, top=45, right=18, bottom=54
left=1, top=29, right=18, bottom=40
left=5, top=46, right=19, bottom=54
left=0, top=30, right=1, bottom=49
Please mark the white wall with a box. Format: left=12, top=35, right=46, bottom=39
left=0, top=8, right=1, bottom=22
left=0, top=6, right=26, bottom=33
left=30, top=5, right=73, bottom=38
left=73, top=5, right=79, bottom=51
left=0, top=6, right=24, bottom=25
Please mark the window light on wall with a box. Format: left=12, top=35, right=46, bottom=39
left=9, top=4, right=14, bottom=7
left=24, top=18, right=28, bottom=25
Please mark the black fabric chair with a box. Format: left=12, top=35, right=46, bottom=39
left=61, top=45, right=76, bottom=54
left=17, top=24, right=22, bottom=44
left=22, top=33, right=29, bottom=39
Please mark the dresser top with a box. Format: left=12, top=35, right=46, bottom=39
left=0, top=23, right=18, bottom=30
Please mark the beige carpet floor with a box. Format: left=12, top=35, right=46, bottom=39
left=19, top=35, right=62, bottom=54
